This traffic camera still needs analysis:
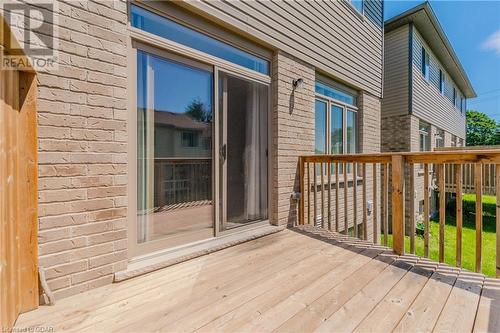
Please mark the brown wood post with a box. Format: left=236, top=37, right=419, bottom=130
left=475, top=163, right=483, bottom=273
left=438, top=163, right=446, bottom=263
left=299, top=156, right=305, bottom=225
left=496, top=164, right=500, bottom=278
left=423, top=163, right=430, bottom=258
left=391, top=155, right=405, bottom=256
left=455, top=164, right=463, bottom=268
left=372, top=163, right=378, bottom=244
left=409, top=163, right=415, bottom=254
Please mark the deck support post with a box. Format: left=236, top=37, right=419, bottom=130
left=391, top=155, right=405, bottom=256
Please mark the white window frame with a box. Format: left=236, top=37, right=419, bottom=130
left=314, top=95, right=358, bottom=156
left=419, top=122, right=430, bottom=152
left=435, top=129, right=444, bottom=148
left=439, top=69, right=445, bottom=95
left=346, top=0, right=364, bottom=15
left=421, top=47, right=430, bottom=81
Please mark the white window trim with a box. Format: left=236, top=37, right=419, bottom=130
left=315, top=94, right=358, bottom=156
left=421, top=47, right=430, bottom=81
left=344, top=0, right=365, bottom=19
left=439, top=69, right=445, bottom=95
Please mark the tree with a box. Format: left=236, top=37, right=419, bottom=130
left=466, top=110, right=500, bottom=146
left=185, top=98, right=211, bottom=123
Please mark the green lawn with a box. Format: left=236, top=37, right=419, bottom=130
left=383, top=194, right=497, bottom=277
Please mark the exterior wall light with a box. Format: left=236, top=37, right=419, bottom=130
left=293, top=78, right=304, bottom=89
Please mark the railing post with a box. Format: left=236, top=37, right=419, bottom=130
left=299, top=156, right=305, bottom=225
left=392, top=154, right=405, bottom=255
left=496, top=164, right=500, bottom=278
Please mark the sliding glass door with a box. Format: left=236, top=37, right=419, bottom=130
left=131, top=3, right=271, bottom=255
left=134, top=50, right=270, bottom=252
left=218, top=72, right=269, bottom=231
left=136, top=50, right=214, bottom=245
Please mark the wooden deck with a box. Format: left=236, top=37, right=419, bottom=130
left=15, top=226, right=500, bottom=333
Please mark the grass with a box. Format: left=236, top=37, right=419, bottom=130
left=383, top=193, right=497, bottom=277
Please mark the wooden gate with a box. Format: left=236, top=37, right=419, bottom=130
left=0, top=17, right=39, bottom=330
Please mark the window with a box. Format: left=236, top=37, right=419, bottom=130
left=136, top=50, right=214, bottom=244
left=439, top=69, right=445, bottom=94
left=331, top=105, right=343, bottom=155
left=181, top=131, right=199, bottom=147
left=419, top=122, right=430, bottom=152
left=458, top=138, right=464, bottom=147
left=419, top=200, right=424, bottom=215
left=314, top=80, right=358, bottom=173
left=348, top=0, right=363, bottom=13
left=435, top=129, right=444, bottom=148
left=347, top=110, right=357, bottom=154
left=453, top=88, right=457, bottom=108
left=419, top=122, right=430, bottom=169
left=131, top=5, right=269, bottom=74
left=451, top=135, right=457, bottom=147
left=421, top=47, right=430, bottom=81
left=315, top=81, right=356, bottom=105
left=315, top=100, right=327, bottom=154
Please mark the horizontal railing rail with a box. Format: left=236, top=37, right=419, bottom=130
left=299, top=150, right=500, bottom=277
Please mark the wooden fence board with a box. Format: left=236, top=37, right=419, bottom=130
left=0, top=69, right=38, bottom=330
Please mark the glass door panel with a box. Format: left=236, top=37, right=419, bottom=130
left=331, top=104, right=343, bottom=174
left=136, top=50, right=214, bottom=244
left=314, top=100, right=327, bottom=155
left=219, top=72, right=268, bottom=231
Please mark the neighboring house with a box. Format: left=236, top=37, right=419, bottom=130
left=381, top=2, right=476, bottom=220
left=4, top=0, right=383, bottom=301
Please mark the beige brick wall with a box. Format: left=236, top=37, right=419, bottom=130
left=271, top=51, right=315, bottom=226
left=359, top=92, right=382, bottom=242
left=36, top=0, right=128, bottom=300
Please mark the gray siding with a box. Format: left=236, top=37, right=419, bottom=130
left=178, top=0, right=383, bottom=97
left=411, top=28, right=466, bottom=138
left=381, top=24, right=409, bottom=117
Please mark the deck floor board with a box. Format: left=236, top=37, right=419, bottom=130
left=14, top=226, right=498, bottom=333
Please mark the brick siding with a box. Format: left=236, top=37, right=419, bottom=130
left=35, top=0, right=128, bottom=300
left=271, top=51, right=315, bottom=226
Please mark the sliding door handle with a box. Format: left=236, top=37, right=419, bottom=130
left=219, top=144, right=227, bottom=163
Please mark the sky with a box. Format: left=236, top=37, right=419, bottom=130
left=385, top=0, right=500, bottom=121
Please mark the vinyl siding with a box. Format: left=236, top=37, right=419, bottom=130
left=177, top=0, right=383, bottom=97
left=381, top=24, right=409, bottom=117
left=411, top=28, right=466, bottom=138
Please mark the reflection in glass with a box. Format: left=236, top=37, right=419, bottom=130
left=315, top=100, right=327, bottom=155
left=331, top=105, right=343, bottom=174
left=350, top=0, right=364, bottom=13
left=219, top=73, right=268, bottom=231
left=331, top=105, right=343, bottom=154
left=137, top=50, right=213, bottom=244
left=347, top=110, right=356, bottom=154
left=131, top=5, right=269, bottom=75
left=346, top=110, right=356, bottom=174
left=315, top=81, right=356, bottom=106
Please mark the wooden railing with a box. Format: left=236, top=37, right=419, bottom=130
left=299, top=150, right=500, bottom=277
left=154, top=158, right=211, bottom=207
left=444, top=163, right=496, bottom=195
